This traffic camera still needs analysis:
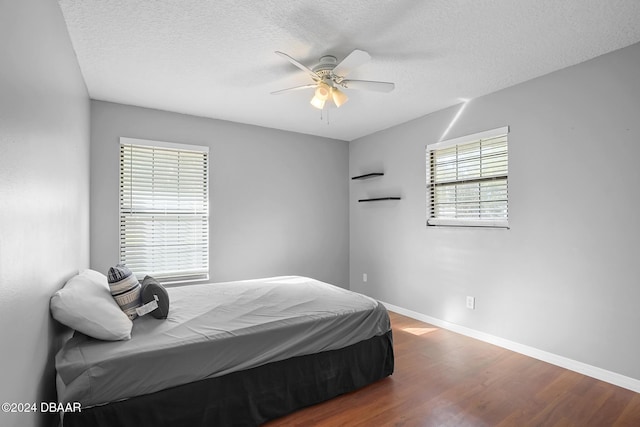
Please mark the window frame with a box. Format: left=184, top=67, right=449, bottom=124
left=119, top=137, right=210, bottom=284
left=426, top=126, right=509, bottom=229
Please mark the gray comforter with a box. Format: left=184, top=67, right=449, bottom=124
left=55, top=276, right=391, bottom=408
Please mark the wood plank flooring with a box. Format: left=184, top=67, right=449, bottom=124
left=265, top=311, right=640, bottom=426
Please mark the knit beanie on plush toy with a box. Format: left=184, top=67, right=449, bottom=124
left=107, top=264, right=142, bottom=320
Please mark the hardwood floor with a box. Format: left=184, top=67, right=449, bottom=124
left=265, top=311, right=640, bottom=426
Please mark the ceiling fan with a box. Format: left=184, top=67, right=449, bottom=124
left=271, top=49, right=395, bottom=109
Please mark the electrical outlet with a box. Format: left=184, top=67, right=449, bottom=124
left=466, top=296, right=475, bottom=310
left=363, top=273, right=367, bottom=283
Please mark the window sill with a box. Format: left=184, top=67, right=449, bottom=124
left=427, top=218, right=509, bottom=228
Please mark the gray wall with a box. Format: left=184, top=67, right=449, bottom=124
left=0, top=1, right=90, bottom=427
left=350, top=42, right=640, bottom=381
left=90, top=101, right=349, bottom=288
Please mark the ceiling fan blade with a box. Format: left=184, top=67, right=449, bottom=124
left=274, top=51, right=319, bottom=80
left=332, top=49, right=371, bottom=77
left=271, top=83, right=317, bottom=95
left=341, top=79, right=395, bottom=92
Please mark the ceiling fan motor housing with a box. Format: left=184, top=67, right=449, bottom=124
left=312, top=55, right=338, bottom=74
left=313, top=55, right=344, bottom=87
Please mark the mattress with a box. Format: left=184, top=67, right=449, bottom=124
left=55, top=276, right=391, bottom=409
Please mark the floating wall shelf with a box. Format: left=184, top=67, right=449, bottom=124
left=351, top=173, right=384, bottom=180
left=358, top=197, right=401, bottom=202
left=353, top=172, right=400, bottom=203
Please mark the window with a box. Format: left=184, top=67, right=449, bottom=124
left=119, top=137, right=209, bottom=282
left=426, top=126, right=509, bottom=228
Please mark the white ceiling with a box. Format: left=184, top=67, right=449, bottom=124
left=58, top=0, right=640, bottom=141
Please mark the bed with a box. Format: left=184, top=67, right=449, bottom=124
left=54, top=275, right=394, bottom=426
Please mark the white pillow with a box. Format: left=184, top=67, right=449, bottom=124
left=79, top=268, right=110, bottom=287
left=50, top=269, right=133, bottom=340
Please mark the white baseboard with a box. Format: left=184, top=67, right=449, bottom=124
left=381, top=301, right=640, bottom=393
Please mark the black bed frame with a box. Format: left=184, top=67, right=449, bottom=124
left=62, top=331, right=393, bottom=427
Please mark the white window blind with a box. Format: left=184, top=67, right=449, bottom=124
left=426, top=126, right=509, bottom=228
left=119, top=137, right=209, bottom=282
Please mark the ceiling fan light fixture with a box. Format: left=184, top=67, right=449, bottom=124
left=310, top=82, right=331, bottom=109
left=331, top=87, right=348, bottom=108
left=310, top=95, right=326, bottom=109
left=314, top=82, right=330, bottom=101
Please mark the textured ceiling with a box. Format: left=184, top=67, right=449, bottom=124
left=58, top=0, right=640, bottom=141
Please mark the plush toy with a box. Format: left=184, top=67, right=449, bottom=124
left=140, top=275, right=170, bottom=319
